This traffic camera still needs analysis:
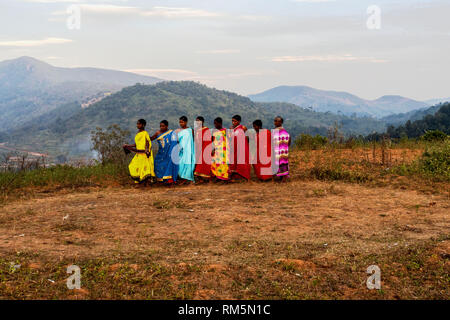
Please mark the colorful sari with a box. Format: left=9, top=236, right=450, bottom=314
left=229, top=124, right=251, bottom=180
left=272, top=127, right=290, bottom=177
left=211, top=128, right=230, bottom=180
left=177, top=128, right=195, bottom=181
left=155, top=130, right=178, bottom=182
left=194, top=127, right=212, bottom=178
left=128, top=131, right=155, bottom=183
left=252, top=129, right=273, bottom=180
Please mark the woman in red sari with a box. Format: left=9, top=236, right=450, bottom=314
left=229, top=115, right=251, bottom=181
left=194, top=116, right=212, bottom=182
left=251, top=120, right=273, bottom=181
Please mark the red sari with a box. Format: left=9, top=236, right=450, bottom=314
left=229, top=124, right=251, bottom=180
left=194, top=126, right=212, bottom=178
left=253, top=129, right=272, bottom=180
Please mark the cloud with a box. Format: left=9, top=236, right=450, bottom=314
left=126, top=68, right=197, bottom=75
left=141, top=7, right=221, bottom=18
left=51, top=4, right=138, bottom=15
left=271, top=54, right=388, bottom=63
left=196, top=49, right=241, bottom=54
left=49, top=4, right=265, bottom=21
left=0, top=37, right=73, bottom=47
left=125, top=68, right=198, bottom=80
left=291, top=0, right=336, bottom=2
left=24, top=0, right=83, bottom=2
left=51, top=4, right=221, bottom=18
left=124, top=68, right=265, bottom=83
left=24, top=0, right=128, bottom=3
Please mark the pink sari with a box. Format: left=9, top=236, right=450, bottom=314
left=273, top=127, right=290, bottom=177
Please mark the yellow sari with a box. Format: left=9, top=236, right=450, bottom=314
left=211, top=128, right=230, bottom=180
left=129, top=131, right=155, bottom=183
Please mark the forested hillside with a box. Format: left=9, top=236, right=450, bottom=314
left=386, top=103, right=450, bottom=138
left=2, top=81, right=386, bottom=158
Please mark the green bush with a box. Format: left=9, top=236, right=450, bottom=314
left=91, top=124, right=131, bottom=165
left=418, top=140, right=450, bottom=180
left=421, top=130, right=448, bottom=142
left=295, top=134, right=328, bottom=150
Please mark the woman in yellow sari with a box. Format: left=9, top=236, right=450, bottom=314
left=211, top=117, right=230, bottom=181
left=123, top=119, right=155, bottom=184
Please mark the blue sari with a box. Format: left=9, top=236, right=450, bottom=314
left=155, top=130, right=179, bottom=182
left=177, top=128, right=195, bottom=181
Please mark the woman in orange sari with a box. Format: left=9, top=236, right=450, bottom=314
left=194, top=116, right=212, bottom=182
left=211, top=117, right=230, bottom=181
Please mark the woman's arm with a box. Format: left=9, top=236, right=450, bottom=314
left=150, top=131, right=160, bottom=141
left=211, top=135, right=216, bottom=156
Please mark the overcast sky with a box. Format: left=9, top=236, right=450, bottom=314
left=0, top=0, right=449, bottom=100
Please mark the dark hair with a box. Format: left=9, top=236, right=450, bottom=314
left=253, top=119, right=263, bottom=127
left=160, top=120, right=169, bottom=126
left=179, top=116, right=188, bottom=122
left=275, top=116, right=284, bottom=124
left=196, top=116, right=205, bottom=123
left=138, top=119, right=147, bottom=127
left=232, top=115, right=241, bottom=122
left=214, top=117, right=223, bottom=124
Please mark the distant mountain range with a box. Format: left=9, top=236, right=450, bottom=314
left=248, top=86, right=431, bottom=118
left=0, top=57, right=447, bottom=159
left=1, top=81, right=387, bottom=158
left=0, top=56, right=162, bottom=130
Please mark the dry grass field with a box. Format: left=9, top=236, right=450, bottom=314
left=0, top=146, right=449, bottom=300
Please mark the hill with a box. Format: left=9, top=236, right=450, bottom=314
left=0, top=56, right=162, bottom=130
left=386, top=103, right=450, bottom=138
left=381, top=104, right=443, bottom=126
left=248, top=86, right=428, bottom=118
left=1, top=81, right=386, bottom=158
left=426, top=97, right=450, bottom=105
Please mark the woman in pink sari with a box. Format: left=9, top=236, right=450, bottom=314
left=272, top=116, right=291, bottom=182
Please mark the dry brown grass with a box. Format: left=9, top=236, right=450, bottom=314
left=0, top=147, right=448, bottom=299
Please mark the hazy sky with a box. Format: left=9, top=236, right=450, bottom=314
left=0, top=0, right=449, bottom=100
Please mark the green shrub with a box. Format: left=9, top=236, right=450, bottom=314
left=421, top=130, right=448, bottom=142
left=418, top=141, right=450, bottom=180
left=91, top=124, right=131, bottom=165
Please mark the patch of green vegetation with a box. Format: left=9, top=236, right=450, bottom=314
left=0, top=163, right=128, bottom=202
left=309, top=167, right=371, bottom=183
left=421, top=130, right=448, bottom=142
left=392, top=139, right=450, bottom=181
left=419, top=140, right=450, bottom=180
left=295, top=134, right=328, bottom=150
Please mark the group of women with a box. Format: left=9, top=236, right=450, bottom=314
left=123, top=115, right=291, bottom=186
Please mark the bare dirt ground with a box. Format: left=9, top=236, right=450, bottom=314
left=0, top=178, right=448, bottom=299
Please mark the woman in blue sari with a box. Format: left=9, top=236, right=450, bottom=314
left=176, top=116, right=195, bottom=182
left=151, top=120, right=179, bottom=184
